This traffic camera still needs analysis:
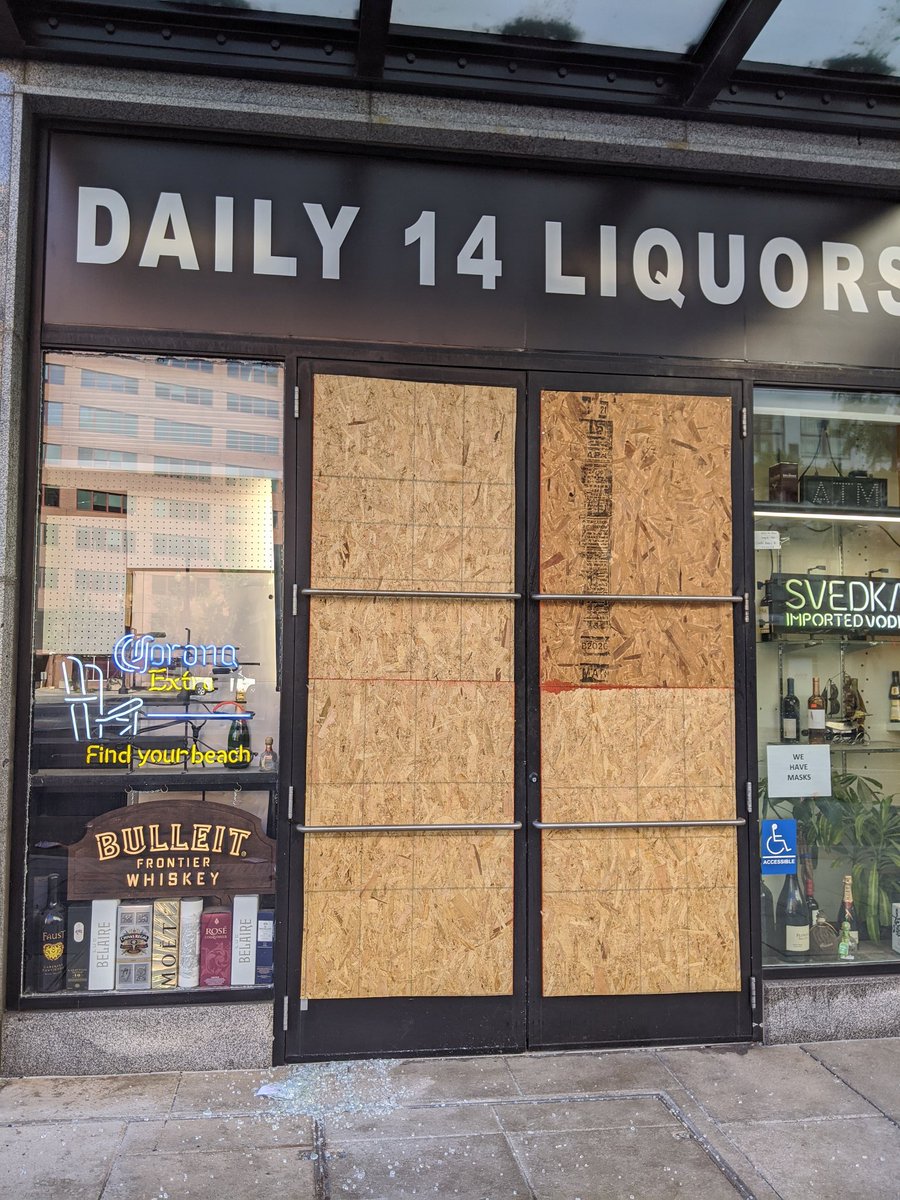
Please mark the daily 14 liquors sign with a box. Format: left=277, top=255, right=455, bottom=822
left=769, top=573, right=900, bottom=633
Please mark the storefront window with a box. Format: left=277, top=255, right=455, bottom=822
left=25, top=352, right=282, bottom=998
left=754, top=387, right=900, bottom=970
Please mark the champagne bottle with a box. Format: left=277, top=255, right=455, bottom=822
left=807, top=675, right=826, bottom=744
left=805, top=875, right=819, bottom=930
left=890, top=671, right=900, bottom=724
left=40, top=873, right=66, bottom=992
left=776, top=871, right=810, bottom=956
left=226, top=690, right=251, bottom=770
left=835, top=874, right=859, bottom=951
left=781, top=677, right=800, bottom=744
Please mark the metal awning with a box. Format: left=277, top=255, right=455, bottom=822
left=3, top=0, right=899, bottom=135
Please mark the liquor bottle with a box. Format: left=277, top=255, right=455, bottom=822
left=39, top=873, right=67, bottom=992
left=807, top=676, right=827, bottom=744
left=890, top=671, right=900, bottom=724
left=259, top=736, right=277, bottom=771
left=781, top=678, right=800, bottom=744
left=226, top=690, right=251, bottom=769
left=761, top=882, right=777, bottom=951
left=805, top=875, right=819, bottom=930
left=776, top=871, right=810, bottom=956
left=835, top=874, right=859, bottom=951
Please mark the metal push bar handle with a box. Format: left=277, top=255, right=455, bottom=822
left=532, top=819, right=746, bottom=829
left=296, top=822, right=522, bottom=833
left=532, top=593, right=742, bottom=603
left=303, top=588, right=520, bottom=600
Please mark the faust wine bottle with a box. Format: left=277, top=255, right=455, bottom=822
left=776, top=871, right=810, bottom=956
left=40, top=873, right=66, bottom=992
left=226, top=690, right=251, bottom=770
left=781, top=678, right=800, bottom=744
left=835, top=874, right=859, bottom=951
left=890, top=671, right=900, bottom=724
left=807, top=676, right=827, bottom=744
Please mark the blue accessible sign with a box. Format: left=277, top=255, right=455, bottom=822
left=761, top=818, right=798, bottom=875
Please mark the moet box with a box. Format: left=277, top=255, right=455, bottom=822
left=151, top=899, right=180, bottom=989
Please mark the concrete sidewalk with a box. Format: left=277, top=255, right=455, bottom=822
left=1, top=1039, right=898, bottom=1199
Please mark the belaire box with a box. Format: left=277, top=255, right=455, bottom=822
left=892, top=903, right=900, bottom=955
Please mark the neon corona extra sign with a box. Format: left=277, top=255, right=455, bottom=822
left=112, top=634, right=239, bottom=674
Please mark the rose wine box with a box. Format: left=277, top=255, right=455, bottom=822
left=199, top=908, right=232, bottom=988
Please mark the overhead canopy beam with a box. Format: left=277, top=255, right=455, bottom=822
left=683, top=0, right=784, bottom=109
left=356, top=0, right=393, bottom=80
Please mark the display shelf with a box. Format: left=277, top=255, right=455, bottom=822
left=30, top=768, right=279, bottom=791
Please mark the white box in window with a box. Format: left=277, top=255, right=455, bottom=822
left=892, top=904, right=900, bottom=955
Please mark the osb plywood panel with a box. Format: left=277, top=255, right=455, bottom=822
left=302, top=374, right=517, bottom=1000
left=538, top=388, right=739, bottom=997
left=542, top=830, right=740, bottom=996
left=540, top=601, right=733, bottom=688
left=310, top=375, right=516, bottom=593
left=540, top=390, right=731, bottom=596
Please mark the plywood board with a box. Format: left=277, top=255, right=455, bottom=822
left=541, top=829, right=740, bottom=997
left=301, top=373, right=517, bottom=1000
left=540, top=390, right=732, bottom=596
left=311, top=375, right=516, bottom=593
left=539, top=388, right=739, bottom=998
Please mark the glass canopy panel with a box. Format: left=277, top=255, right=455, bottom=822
left=745, top=0, right=900, bottom=77
left=390, top=0, right=726, bottom=55
left=156, top=1, right=358, bottom=16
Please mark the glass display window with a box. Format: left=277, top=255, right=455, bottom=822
left=24, top=352, right=283, bottom=1000
left=754, top=386, right=900, bottom=972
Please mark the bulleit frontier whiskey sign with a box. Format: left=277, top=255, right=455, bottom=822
left=67, top=799, right=275, bottom=900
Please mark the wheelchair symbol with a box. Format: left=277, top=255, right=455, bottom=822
left=765, top=823, right=791, bottom=856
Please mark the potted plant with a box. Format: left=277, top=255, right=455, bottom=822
left=761, top=771, right=900, bottom=942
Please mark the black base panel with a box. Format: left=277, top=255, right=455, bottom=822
left=532, top=991, right=750, bottom=1050
left=291, top=996, right=526, bottom=1061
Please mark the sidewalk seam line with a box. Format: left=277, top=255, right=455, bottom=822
left=798, top=1045, right=900, bottom=1132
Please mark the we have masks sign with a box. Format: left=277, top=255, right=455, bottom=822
left=43, top=132, right=900, bottom=368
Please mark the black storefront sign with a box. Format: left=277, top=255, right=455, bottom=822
left=44, top=132, right=900, bottom=368
left=768, top=572, right=900, bottom=633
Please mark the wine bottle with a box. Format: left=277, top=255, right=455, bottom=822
left=226, top=689, right=251, bottom=770
left=807, top=675, right=827, bottom=744
left=835, top=874, right=859, bottom=951
left=776, top=871, right=810, bottom=956
left=805, top=875, right=819, bottom=930
left=781, top=677, right=800, bottom=744
left=890, top=671, right=900, bottom=724
left=40, top=873, right=67, bottom=992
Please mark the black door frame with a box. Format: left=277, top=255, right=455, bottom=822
left=524, top=370, right=756, bottom=1050
left=281, top=359, right=755, bottom=1061
left=281, top=358, right=529, bottom=1062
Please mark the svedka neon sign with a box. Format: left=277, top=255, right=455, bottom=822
left=112, top=634, right=238, bottom=674
left=769, top=572, right=900, bottom=632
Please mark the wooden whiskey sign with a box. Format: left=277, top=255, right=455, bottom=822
left=67, top=799, right=276, bottom=900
